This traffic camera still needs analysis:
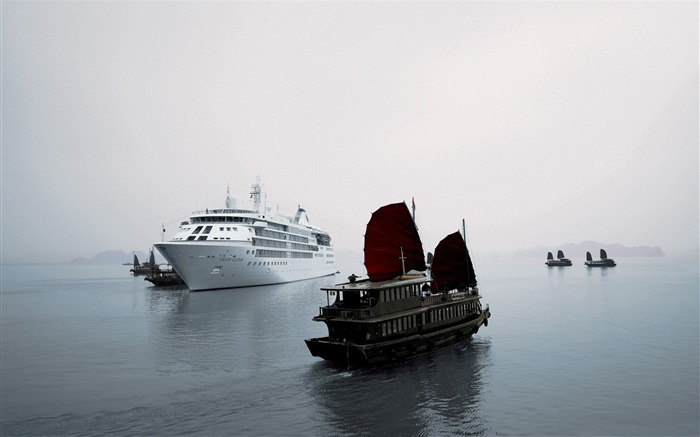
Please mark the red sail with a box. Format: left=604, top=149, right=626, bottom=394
left=364, top=202, right=427, bottom=281
left=431, top=231, right=478, bottom=292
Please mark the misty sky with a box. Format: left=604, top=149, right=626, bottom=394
left=2, top=1, right=698, bottom=264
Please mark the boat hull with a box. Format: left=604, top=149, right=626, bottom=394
left=305, top=307, right=490, bottom=367
left=546, top=260, right=572, bottom=266
left=585, top=261, right=617, bottom=267
left=155, top=241, right=337, bottom=291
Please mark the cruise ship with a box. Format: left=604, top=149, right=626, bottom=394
left=154, top=179, right=336, bottom=291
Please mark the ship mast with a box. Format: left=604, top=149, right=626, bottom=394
left=250, top=176, right=262, bottom=213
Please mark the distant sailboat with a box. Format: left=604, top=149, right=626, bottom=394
left=585, top=249, right=617, bottom=267
left=130, top=249, right=157, bottom=276
left=546, top=250, right=572, bottom=266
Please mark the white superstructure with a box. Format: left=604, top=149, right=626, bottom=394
left=155, top=179, right=336, bottom=291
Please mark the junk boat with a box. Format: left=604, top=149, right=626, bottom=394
left=130, top=249, right=157, bottom=276
left=585, top=249, right=617, bottom=267
left=155, top=177, right=336, bottom=291
left=144, top=269, right=185, bottom=286
left=546, top=250, right=573, bottom=266
left=305, top=202, right=490, bottom=367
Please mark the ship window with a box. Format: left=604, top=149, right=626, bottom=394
left=187, top=236, right=196, bottom=241
left=193, top=226, right=203, bottom=234
left=220, top=227, right=224, bottom=231
left=198, top=236, right=207, bottom=240
left=203, top=226, right=212, bottom=234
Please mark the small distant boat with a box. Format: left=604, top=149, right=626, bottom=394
left=145, top=269, right=186, bottom=286
left=130, top=250, right=157, bottom=276
left=304, top=201, right=490, bottom=367
left=585, top=249, right=617, bottom=267
left=545, top=250, right=572, bottom=266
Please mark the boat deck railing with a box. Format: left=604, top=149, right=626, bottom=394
left=318, top=306, right=372, bottom=320
left=421, top=291, right=475, bottom=306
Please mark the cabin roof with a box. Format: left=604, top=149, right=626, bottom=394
left=321, top=275, right=429, bottom=292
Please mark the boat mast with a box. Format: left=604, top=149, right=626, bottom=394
left=225, top=184, right=232, bottom=208
left=250, top=176, right=262, bottom=213
left=462, top=218, right=471, bottom=287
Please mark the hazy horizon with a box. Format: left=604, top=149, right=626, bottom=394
left=3, top=1, right=698, bottom=264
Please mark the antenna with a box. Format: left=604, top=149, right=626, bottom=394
left=411, top=197, right=416, bottom=223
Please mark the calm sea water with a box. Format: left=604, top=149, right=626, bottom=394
left=1, top=258, right=698, bottom=436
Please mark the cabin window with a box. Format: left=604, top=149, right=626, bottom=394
left=193, top=226, right=203, bottom=234
left=187, top=236, right=196, bottom=241
left=382, top=323, right=387, bottom=336
left=198, top=236, right=207, bottom=240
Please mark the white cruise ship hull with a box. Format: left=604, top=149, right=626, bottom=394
left=155, top=241, right=337, bottom=291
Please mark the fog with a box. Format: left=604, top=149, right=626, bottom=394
left=2, top=1, right=697, bottom=264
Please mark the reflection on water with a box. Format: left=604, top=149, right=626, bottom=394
left=143, top=276, right=340, bottom=377
left=145, top=286, right=190, bottom=314
left=305, top=337, right=492, bottom=437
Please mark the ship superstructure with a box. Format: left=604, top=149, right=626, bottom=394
left=155, top=178, right=336, bottom=291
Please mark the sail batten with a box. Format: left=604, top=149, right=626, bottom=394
left=364, top=202, right=426, bottom=281
left=431, top=231, right=477, bottom=292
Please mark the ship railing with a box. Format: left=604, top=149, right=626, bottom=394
left=421, top=291, right=471, bottom=306
left=421, top=295, right=445, bottom=306
left=318, top=306, right=371, bottom=319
